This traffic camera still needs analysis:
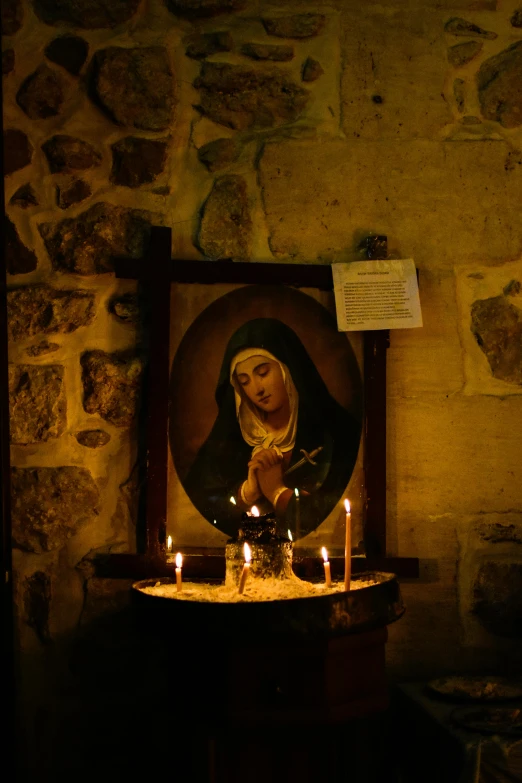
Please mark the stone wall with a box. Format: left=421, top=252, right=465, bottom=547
left=3, top=0, right=522, bottom=777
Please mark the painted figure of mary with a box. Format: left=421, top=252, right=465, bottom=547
left=183, top=318, right=361, bottom=539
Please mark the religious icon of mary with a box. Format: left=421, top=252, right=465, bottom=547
left=182, top=317, right=362, bottom=540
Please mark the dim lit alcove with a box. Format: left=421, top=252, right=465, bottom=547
left=3, top=1, right=522, bottom=781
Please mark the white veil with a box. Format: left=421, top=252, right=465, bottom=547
left=230, top=348, right=298, bottom=457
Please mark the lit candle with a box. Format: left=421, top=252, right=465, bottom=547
left=288, top=529, right=293, bottom=542
left=344, top=499, right=351, bottom=591
left=322, top=546, right=332, bottom=587
left=167, top=535, right=172, bottom=553
left=295, top=488, right=301, bottom=540
left=175, top=552, right=183, bottom=592
left=238, top=542, right=251, bottom=595
left=250, top=506, right=260, bottom=517
left=230, top=496, right=237, bottom=506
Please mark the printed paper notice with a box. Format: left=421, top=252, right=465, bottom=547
left=332, top=259, right=422, bottom=331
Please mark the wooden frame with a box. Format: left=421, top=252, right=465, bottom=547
left=96, top=226, right=419, bottom=579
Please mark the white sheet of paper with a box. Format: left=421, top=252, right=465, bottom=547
left=332, top=258, right=422, bottom=331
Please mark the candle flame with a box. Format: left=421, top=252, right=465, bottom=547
left=230, top=496, right=237, bottom=505
left=251, top=505, right=260, bottom=517
left=321, top=546, right=329, bottom=563
left=243, top=542, right=252, bottom=563
left=167, top=535, right=172, bottom=551
left=344, top=498, right=351, bottom=513
left=175, top=552, right=183, bottom=569
left=288, top=529, right=293, bottom=541
left=294, top=487, right=299, bottom=498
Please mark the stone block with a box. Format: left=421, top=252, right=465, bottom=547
left=302, top=57, right=324, bottom=82
left=92, top=47, right=174, bottom=131
left=5, top=216, right=37, bottom=275
left=16, top=65, right=65, bottom=120
left=42, top=135, right=102, bottom=173
left=4, top=129, right=33, bottom=176
left=387, top=269, right=464, bottom=399
left=33, top=0, right=140, bottom=28
left=262, top=14, right=326, bottom=38
left=7, top=286, right=95, bottom=342
left=23, top=571, right=51, bottom=644
left=197, top=137, right=241, bottom=172
left=166, top=0, right=245, bottom=17
left=388, top=512, right=522, bottom=675
left=477, top=42, right=522, bottom=128
left=9, top=364, right=66, bottom=444
left=9, top=184, right=38, bottom=208
left=193, top=62, right=309, bottom=131
left=472, top=561, right=522, bottom=638
left=240, top=43, right=294, bottom=62
left=44, top=36, right=89, bottom=76
left=457, top=514, right=522, bottom=646
left=110, top=137, right=168, bottom=188
left=11, top=466, right=100, bottom=553
left=197, top=174, right=252, bottom=260
left=184, top=31, right=233, bottom=60
left=444, top=17, right=497, bottom=39
left=38, top=203, right=155, bottom=275
left=341, top=8, right=452, bottom=140
left=471, top=296, right=522, bottom=386
left=25, top=341, right=59, bottom=357
left=387, top=395, right=522, bottom=525
left=15, top=557, right=86, bottom=650
left=2, top=0, right=23, bottom=35
left=455, top=261, right=522, bottom=396
left=447, top=40, right=483, bottom=68
left=3, top=49, right=15, bottom=75
left=258, top=139, right=522, bottom=266
left=474, top=518, right=522, bottom=546
left=75, top=430, right=111, bottom=448
left=81, top=350, right=144, bottom=427
left=274, top=0, right=497, bottom=6
left=462, top=115, right=483, bottom=125
left=108, top=293, right=140, bottom=324
left=56, top=179, right=91, bottom=209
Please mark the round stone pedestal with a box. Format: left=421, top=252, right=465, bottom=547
left=132, top=571, right=404, bottom=725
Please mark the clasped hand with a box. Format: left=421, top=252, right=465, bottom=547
left=243, top=448, right=286, bottom=506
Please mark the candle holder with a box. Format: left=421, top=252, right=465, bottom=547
left=225, top=511, right=293, bottom=587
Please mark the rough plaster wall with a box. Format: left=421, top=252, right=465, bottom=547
left=3, top=0, right=522, bottom=775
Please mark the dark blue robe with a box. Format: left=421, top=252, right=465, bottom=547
left=182, top=318, right=362, bottom=539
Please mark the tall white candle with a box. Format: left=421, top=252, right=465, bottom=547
left=238, top=542, right=251, bottom=595
left=175, top=552, right=183, bottom=593
left=344, top=499, right=351, bottom=591
left=322, top=546, right=332, bottom=588
left=295, top=488, right=301, bottom=540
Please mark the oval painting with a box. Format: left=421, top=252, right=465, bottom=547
left=169, top=285, right=363, bottom=541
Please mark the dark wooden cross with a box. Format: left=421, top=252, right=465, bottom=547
left=96, top=227, right=419, bottom=580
